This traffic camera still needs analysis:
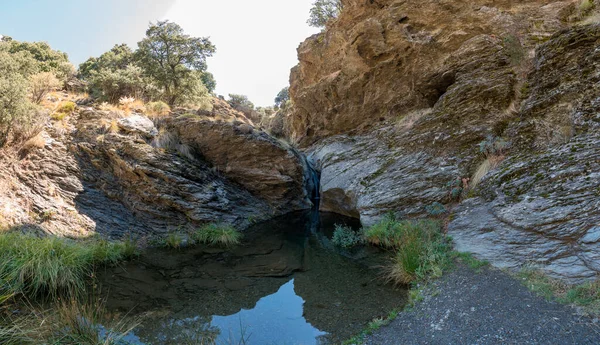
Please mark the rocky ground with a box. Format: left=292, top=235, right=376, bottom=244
left=366, top=265, right=600, bottom=345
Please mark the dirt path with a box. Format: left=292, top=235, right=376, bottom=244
left=365, top=265, right=600, bottom=345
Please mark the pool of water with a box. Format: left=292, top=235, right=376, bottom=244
left=98, top=211, right=407, bottom=344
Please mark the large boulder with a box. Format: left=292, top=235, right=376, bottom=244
left=165, top=115, right=312, bottom=211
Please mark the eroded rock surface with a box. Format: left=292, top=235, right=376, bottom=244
left=289, top=0, right=574, bottom=146
left=449, top=25, right=600, bottom=283
left=0, top=99, right=311, bottom=238
left=290, top=1, right=600, bottom=282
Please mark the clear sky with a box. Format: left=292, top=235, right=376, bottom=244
left=0, top=0, right=320, bottom=106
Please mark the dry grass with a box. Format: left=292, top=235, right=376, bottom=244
left=152, top=129, right=194, bottom=160
left=21, top=134, right=46, bottom=151
left=118, top=97, right=145, bottom=115
left=1, top=297, right=140, bottom=345
left=145, top=101, right=171, bottom=118
left=100, top=119, right=120, bottom=134
left=469, top=155, right=504, bottom=189
left=99, top=103, right=125, bottom=118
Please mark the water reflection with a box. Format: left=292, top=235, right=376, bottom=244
left=98, top=211, right=406, bottom=344
left=211, top=279, right=326, bottom=345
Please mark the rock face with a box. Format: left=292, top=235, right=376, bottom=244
left=448, top=25, right=600, bottom=284
left=309, top=129, right=460, bottom=225
left=289, top=0, right=600, bottom=282
left=0, top=99, right=312, bottom=238
left=289, top=0, right=575, bottom=146
left=166, top=116, right=311, bottom=211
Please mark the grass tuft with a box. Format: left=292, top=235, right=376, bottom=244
left=364, top=216, right=452, bottom=285
left=165, top=232, right=184, bottom=249
left=0, top=232, right=137, bottom=299
left=193, top=223, right=242, bottom=247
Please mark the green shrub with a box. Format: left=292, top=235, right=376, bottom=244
left=0, top=233, right=136, bottom=298
left=364, top=217, right=451, bottom=284
left=51, top=112, right=68, bottom=121
left=145, top=101, right=171, bottom=117
left=193, top=223, right=242, bottom=247
left=87, top=65, right=146, bottom=104
left=56, top=101, right=76, bottom=114
left=579, top=0, right=595, bottom=13
left=332, top=224, right=363, bottom=248
left=0, top=48, right=38, bottom=146
left=425, top=202, right=446, bottom=216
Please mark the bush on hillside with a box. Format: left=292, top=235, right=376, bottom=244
left=0, top=48, right=38, bottom=146
left=29, top=72, right=62, bottom=104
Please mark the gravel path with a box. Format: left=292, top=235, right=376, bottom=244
left=364, top=265, right=600, bottom=345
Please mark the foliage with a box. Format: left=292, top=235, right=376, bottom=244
left=136, top=20, right=216, bottom=106
left=332, top=224, right=363, bottom=248
left=363, top=216, right=451, bottom=284
left=192, top=223, right=242, bottom=247
left=78, top=44, right=134, bottom=80
left=227, top=93, right=254, bottom=111
left=446, top=177, right=463, bottom=201
left=0, top=232, right=137, bottom=299
left=201, top=71, right=216, bottom=93
left=308, top=0, right=343, bottom=28
left=5, top=39, right=73, bottom=81
left=1, top=297, right=139, bottom=345
left=0, top=46, right=38, bottom=146
left=425, top=202, right=446, bottom=216
left=29, top=72, right=61, bottom=104
left=56, top=101, right=76, bottom=114
left=79, top=45, right=146, bottom=103
left=274, top=86, right=289, bottom=109
left=579, top=0, right=595, bottom=13
left=87, top=64, right=146, bottom=103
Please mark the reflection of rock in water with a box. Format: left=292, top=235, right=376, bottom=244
left=98, top=211, right=406, bottom=344
left=294, top=235, right=406, bottom=342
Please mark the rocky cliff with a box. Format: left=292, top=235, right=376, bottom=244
left=289, top=0, right=600, bottom=282
left=0, top=97, right=312, bottom=239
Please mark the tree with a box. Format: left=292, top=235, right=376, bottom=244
left=7, top=40, right=73, bottom=81
left=274, top=86, right=290, bottom=109
left=227, top=94, right=254, bottom=111
left=135, top=20, right=216, bottom=106
left=78, top=44, right=134, bottom=79
left=78, top=44, right=146, bottom=102
left=0, top=46, right=37, bottom=146
left=200, top=71, right=216, bottom=93
left=307, top=0, right=342, bottom=28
